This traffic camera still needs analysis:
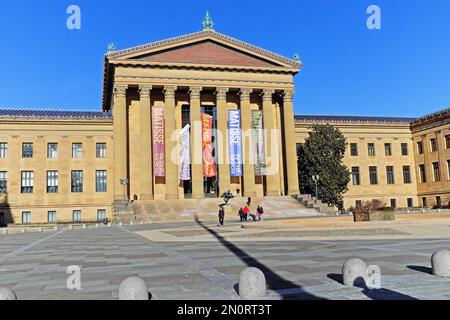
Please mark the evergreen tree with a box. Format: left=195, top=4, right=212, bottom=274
left=298, top=124, right=351, bottom=207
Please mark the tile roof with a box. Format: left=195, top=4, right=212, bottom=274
left=0, top=109, right=112, bottom=120
left=295, top=115, right=417, bottom=124
left=411, top=107, right=450, bottom=125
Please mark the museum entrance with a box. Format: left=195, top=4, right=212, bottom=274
left=181, top=105, right=192, bottom=198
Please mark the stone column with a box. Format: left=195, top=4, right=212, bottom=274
left=139, top=85, right=153, bottom=200
left=216, top=88, right=230, bottom=195
left=113, top=84, right=128, bottom=201
left=189, top=87, right=204, bottom=199
left=240, top=88, right=256, bottom=197
left=262, top=89, right=280, bottom=196
left=164, top=86, right=179, bottom=199
left=282, top=90, right=300, bottom=196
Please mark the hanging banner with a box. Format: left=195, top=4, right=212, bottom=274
left=252, top=110, right=266, bottom=176
left=228, top=110, right=243, bottom=177
left=202, top=113, right=217, bottom=177
left=152, top=106, right=165, bottom=177
left=179, top=124, right=191, bottom=181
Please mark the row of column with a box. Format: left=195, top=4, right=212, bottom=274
left=112, top=85, right=299, bottom=201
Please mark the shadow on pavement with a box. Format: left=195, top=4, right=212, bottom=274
left=327, top=274, right=418, bottom=300
left=407, top=265, right=433, bottom=275
left=194, top=215, right=326, bottom=300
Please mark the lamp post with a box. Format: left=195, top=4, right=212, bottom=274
left=312, top=175, right=320, bottom=203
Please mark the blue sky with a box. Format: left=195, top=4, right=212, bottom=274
left=0, top=0, right=449, bottom=117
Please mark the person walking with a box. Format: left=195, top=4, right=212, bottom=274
left=247, top=197, right=252, bottom=206
left=218, top=207, right=225, bottom=226
left=243, top=205, right=250, bottom=222
left=238, top=207, right=245, bottom=222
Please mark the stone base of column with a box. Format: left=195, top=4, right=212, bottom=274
left=192, top=193, right=204, bottom=200
left=243, top=191, right=257, bottom=197
left=266, top=190, right=281, bottom=197
left=139, top=194, right=154, bottom=201
left=166, top=194, right=179, bottom=200
left=287, top=189, right=300, bottom=196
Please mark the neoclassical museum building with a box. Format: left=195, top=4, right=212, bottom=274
left=0, top=20, right=449, bottom=225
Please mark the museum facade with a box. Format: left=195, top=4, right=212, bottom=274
left=0, top=25, right=449, bottom=225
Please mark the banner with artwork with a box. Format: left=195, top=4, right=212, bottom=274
left=228, top=110, right=243, bottom=177
left=252, top=110, right=266, bottom=176
left=179, top=124, right=191, bottom=181
left=152, top=106, right=165, bottom=177
left=202, top=113, right=217, bottom=177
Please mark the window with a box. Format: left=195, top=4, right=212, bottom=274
left=419, top=165, right=427, bottom=183
left=448, top=160, right=450, bottom=180
left=97, top=209, right=107, bottom=221
left=22, top=143, right=33, bottom=158
left=351, top=167, right=360, bottom=186
left=417, top=142, right=424, bottom=155
left=430, top=138, right=438, bottom=152
left=390, top=199, right=397, bottom=209
left=386, top=166, right=395, bottom=185
left=369, top=166, right=378, bottom=185
left=0, top=143, right=7, bottom=158
left=96, top=143, right=107, bottom=158
left=385, top=143, right=392, bottom=156
left=22, top=212, right=31, bottom=224
left=47, top=171, right=59, bottom=193
left=350, top=143, right=358, bottom=156
left=403, top=166, right=412, bottom=184
left=71, top=171, right=83, bottom=193
left=48, top=211, right=57, bottom=223
left=72, top=143, right=83, bottom=158
left=401, top=143, right=409, bottom=156
left=407, top=198, right=414, bottom=208
left=436, top=196, right=442, bottom=208
left=433, top=162, right=441, bottom=182
left=422, top=197, right=428, bottom=207
left=0, top=172, right=7, bottom=193
left=73, top=210, right=81, bottom=223
left=96, top=170, right=107, bottom=192
left=368, top=143, right=376, bottom=156
left=47, top=143, right=58, bottom=159
left=446, top=135, right=450, bottom=149
left=21, top=171, right=34, bottom=193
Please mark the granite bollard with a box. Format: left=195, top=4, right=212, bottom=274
left=432, top=250, right=450, bottom=278
left=0, top=288, right=17, bottom=300
left=342, top=258, right=367, bottom=287
left=118, top=277, right=149, bottom=300
left=238, top=267, right=267, bottom=299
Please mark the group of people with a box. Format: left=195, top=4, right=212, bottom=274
left=238, top=205, right=264, bottom=222
left=217, top=197, right=265, bottom=226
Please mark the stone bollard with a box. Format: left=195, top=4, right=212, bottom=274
left=432, top=250, right=450, bottom=278
left=421, top=209, right=426, bottom=214
left=238, top=267, right=267, bottom=299
left=130, top=220, right=134, bottom=226
left=140, top=221, right=144, bottom=225
left=0, top=288, right=17, bottom=300
left=119, top=222, right=123, bottom=227
left=95, top=224, right=99, bottom=228
left=342, top=258, right=367, bottom=287
left=82, top=224, right=87, bottom=229
left=1, top=229, right=7, bottom=235
left=68, top=225, right=73, bottom=231
left=108, top=222, right=112, bottom=227
left=148, top=220, right=153, bottom=224
left=54, top=226, right=58, bottom=231
left=22, top=228, right=26, bottom=233
left=38, top=227, right=43, bottom=232
left=118, top=277, right=149, bottom=300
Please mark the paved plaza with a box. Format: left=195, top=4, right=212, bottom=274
left=1, top=219, right=450, bottom=300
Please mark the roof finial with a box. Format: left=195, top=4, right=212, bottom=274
left=107, top=43, right=116, bottom=54
left=202, top=11, right=214, bottom=31
left=293, top=53, right=300, bottom=62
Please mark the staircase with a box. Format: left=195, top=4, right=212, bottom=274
left=112, top=200, right=136, bottom=223
left=295, top=194, right=338, bottom=215
left=131, top=196, right=319, bottom=223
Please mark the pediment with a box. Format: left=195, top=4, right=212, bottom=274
left=107, top=30, right=301, bottom=69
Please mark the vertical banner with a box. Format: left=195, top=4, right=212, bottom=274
left=202, top=113, right=217, bottom=177
left=152, top=106, right=165, bottom=177
left=228, top=110, right=243, bottom=177
left=252, top=110, right=266, bottom=176
left=179, top=124, right=191, bottom=181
